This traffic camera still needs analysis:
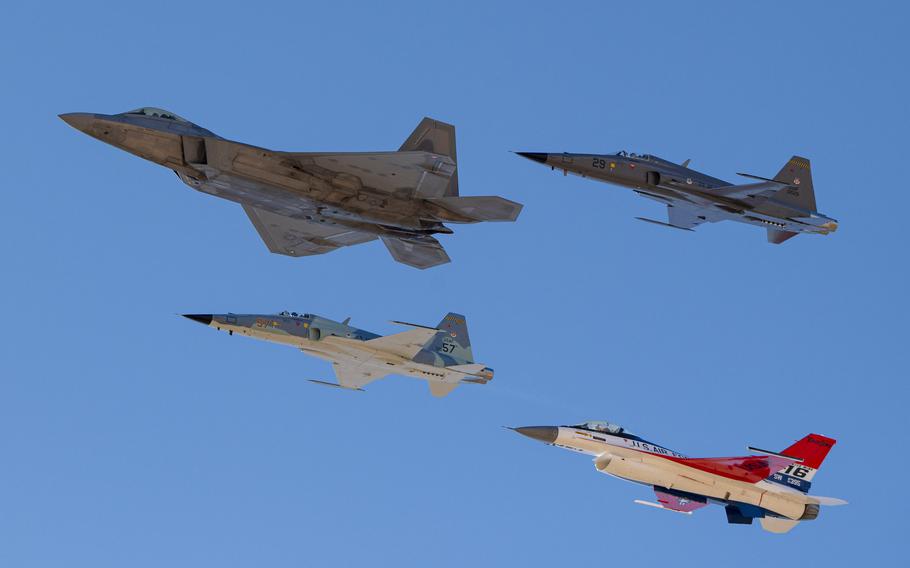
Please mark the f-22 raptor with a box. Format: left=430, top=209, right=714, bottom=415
left=183, top=311, right=492, bottom=397
left=512, top=420, right=845, bottom=533
left=60, top=108, right=522, bottom=268
left=518, top=150, right=837, bottom=243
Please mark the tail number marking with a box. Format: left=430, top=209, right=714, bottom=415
left=781, top=464, right=811, bottom=478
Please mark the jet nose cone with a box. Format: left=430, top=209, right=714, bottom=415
left=182, top=314, right=213, bottom=326
left=512, top=426, right=558, bottom=444
left=58, top=112, right=95, bottom=133
left=516, top=152, right=549, bottom=164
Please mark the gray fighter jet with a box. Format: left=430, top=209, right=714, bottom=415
left=60, top=108, right=522, bottom=268
left=517, top=151, right=837, bottom=243
left=182, top=311, right=493, bottom=397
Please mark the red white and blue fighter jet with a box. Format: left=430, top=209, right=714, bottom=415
left=511, top=421, right=845, bottom=533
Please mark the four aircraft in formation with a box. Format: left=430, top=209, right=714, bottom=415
left=61, top=108, right=842, bottom=532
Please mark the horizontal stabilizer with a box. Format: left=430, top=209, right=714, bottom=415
left=811, top=495, right=848, bottom=506
left=380, top=235, right=451, bottom=269
left=635, top=217, right=694, bottom=231
left=760, top=518, right=800, bottom=534
left=768, top=228, right=799, bottom=244
left=307, top=379, right=364, bottom=392
left=428, top=381, right=459, bottom=398
left=427, top=196, right=523, bottom=222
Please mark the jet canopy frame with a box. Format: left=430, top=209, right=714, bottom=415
left=571, top=420, right=625, bottom=434
left=278, top=311, right=314, bottom=318
left=616, top=150, right=653, bottom=160
left=125, top=107, right=190, bottom=123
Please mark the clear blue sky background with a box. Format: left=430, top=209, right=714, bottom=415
left=2, top=1, right=907, bottom=565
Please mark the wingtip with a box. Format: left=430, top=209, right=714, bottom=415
left=307, top=379, right=365, bottom=392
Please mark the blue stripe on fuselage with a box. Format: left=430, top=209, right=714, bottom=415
left=765, top=472, right=812, bottom=493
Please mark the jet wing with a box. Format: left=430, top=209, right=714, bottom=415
left=667, top=454, right=801, bottom=484
left=666, top=202, right=723, bottom=230
left=243, top=205, right=376, bottom=257
left=380, top=235, right=451, bottom=269
left=332, top=362, right=387, bottom=390
left=284, top=151, right=456, bottom=198
left=710, top=181, right=786, bottom=200
left=364, top=327, right=440, bottom=359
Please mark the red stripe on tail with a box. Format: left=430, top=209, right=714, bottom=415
left=781, top=434, right=836, bottom=469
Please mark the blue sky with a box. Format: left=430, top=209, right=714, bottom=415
left=2, top=1, right=908, bottom=565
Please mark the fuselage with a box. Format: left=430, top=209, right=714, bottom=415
left=521, top=151, right=837, bottom=235
left=534, top=424, right=819, bottom=522
left=59, top=110, right=467, bottom=239
left=187, top=312, right=493, bottom=385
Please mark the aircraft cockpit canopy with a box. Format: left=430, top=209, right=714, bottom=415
left=572, top=420, right=625, bottom=434
left=616, top=151, right=654, bottom=161
left=280, top=311, right=312, bottom=318
left=125, top=107, right=190, bottom=123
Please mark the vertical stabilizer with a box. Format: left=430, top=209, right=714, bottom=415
left=399, top=117, right=458, bottom=196
left=772, top=156, right=816, bottom=211
left=765, top=434, right=836, bottom=493
left=412, top=312, right=473, bottom=365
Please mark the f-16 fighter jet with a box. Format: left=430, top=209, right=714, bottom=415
left=517, top=150, right=837, bottom=243
left=511, top=421, right=845, bottom=533
left=183, top=311, right=492, bottom=397
left=60, top=108, right=522, bottom=268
